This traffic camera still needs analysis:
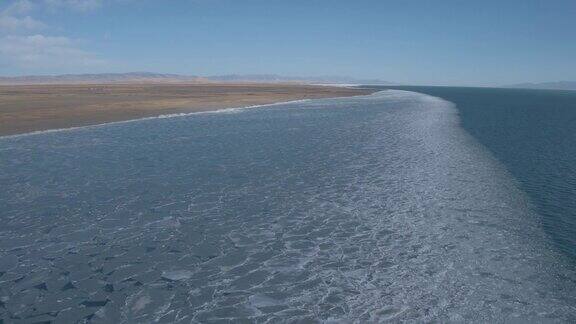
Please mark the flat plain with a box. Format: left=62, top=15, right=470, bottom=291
left=0, top=83, right=373, bottom=136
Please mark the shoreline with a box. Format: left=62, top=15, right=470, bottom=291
left=0, top=98, right=316, bottom=140
left=0, top=83, right=375, bottom=137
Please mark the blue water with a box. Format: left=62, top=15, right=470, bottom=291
left=0, top=90, right=575, bottom=322
left=382, top=86, right=576, bottom=261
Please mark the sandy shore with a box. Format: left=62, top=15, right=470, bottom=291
left=0, top=83, right=374, bottom=136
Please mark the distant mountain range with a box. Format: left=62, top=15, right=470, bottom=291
left=0, top=72, right=393, bottom=85
left=506, top=81, right=576, bottom=90
left=208, top=74, right=393, bottom=85
left=0, top=72, right=207, bottom=85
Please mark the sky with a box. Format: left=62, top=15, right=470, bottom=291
left=0, top=0, right=575, bottom=86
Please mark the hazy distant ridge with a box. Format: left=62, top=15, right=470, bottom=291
left=506, top=81, right=576, bottom=90
left=0, top=72, right=393, bottom=85
left=209, top=74, right=393, bottom=85
left=0, top=72, right=207, bottom=85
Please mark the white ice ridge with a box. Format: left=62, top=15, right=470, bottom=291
left=310, top=83, right=362, bottom=87
left=202, top=89, right=576, bottom=322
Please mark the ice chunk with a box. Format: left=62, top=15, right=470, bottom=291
left=161, top=270, right=193, bottom=281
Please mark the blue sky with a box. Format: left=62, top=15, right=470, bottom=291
left=0, top=0, right=575, bottom=86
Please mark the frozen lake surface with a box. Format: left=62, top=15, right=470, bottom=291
left=1, top=90, right=575, bottom=322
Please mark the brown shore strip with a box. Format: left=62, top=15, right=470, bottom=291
left=0, top=83, right=375, bottom=136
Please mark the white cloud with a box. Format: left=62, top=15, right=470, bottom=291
left=1, top=0, right=103, bottom=22
left=43, top=0, right=103, bottom=12
left=0, top=15, right=45, bottom=31
left=1, top=1, right=43, bottom=32
left=0, top=0, right=110, bottom=72
left=0, top=34, right=104, bottom=68
left=2, top=0, right=34, bottom=16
